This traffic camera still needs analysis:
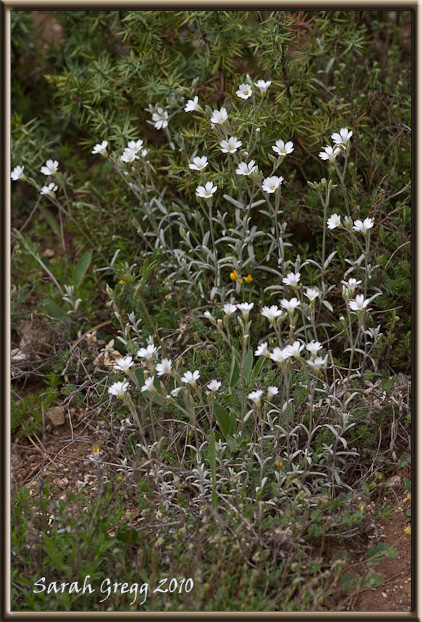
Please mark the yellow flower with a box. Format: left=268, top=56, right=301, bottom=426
left=404, top=525, right=411, bottom=535
left=245, top=274, right=253, bottom=283
left=230, top=270, right=238, bottom=281
left=119, top=279, right=125, bottom=285
left=275, top=458, right=283, bottom=468
left=237, top=277, right=244, bottom=284
left=92, top=444, right=101, bottom=455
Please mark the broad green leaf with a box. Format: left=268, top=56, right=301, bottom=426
left=229, top=351, right=240, bottom=388
left=251, top=355, right=266, bottom=380
left=43, top=299, right=67, bottom=320
left=214, top=402, right=232, bottom=438
left=73, top=251, right=92, bottom=288
left=243, top=349, right=253, bottom=379
left=39, top=205, right=61, bottom=237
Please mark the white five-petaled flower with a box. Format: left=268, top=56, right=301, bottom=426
left=182, top=370, right=200, bottom=386
left=319, top=145, right=341, bottom=163
left=272, top=140, right=294, bottom=157
left=262, top=175, right=283, bottom=193
left=267, top=386, right=279, bottom=397
left=282, top=272, right=300, bottom=287
left=254, top=80, right=271, bottom=93
left=306, top=341, right=323, bottom=357
left=40, top=182, right=58, bottom=198
left=204, top=311, right=214, bottom=322
left=210, top=107, right=228, bottom=125
left=156, top=358, right=173, bottom=376
left=305, top=287, right=320, bottom=302
left=236, top=83, right=253, bottom=99
left=270, top=346, right=292, bottom=364
left=261, top=305, right=282, bottom=323
left=237, top=302, right=254, bottom=320
left=236, top=160, right=257, bottom=176
left=120, top=148, right=139, bottom=163
left=127, top=139, right=144, bottom=152
left=152, top=107, right=169, bottom=130
left=341, top=278, right=362, bottom=295
left=352, top=218, right=374, bottom=235
left=108, top=381, right=129, bottom=398
left=207, top=379, right=221, bottom=392
left=114, top=355, right=134, bottom=373
left=248, top=389, right=264, bottom=406
left=327, top=214, right=342, bottom=230
left=280, top=297, right=300, bottom=313
left=141, top=376, right=156, bottom=393
left=196, top=181, right=218, bottom=199
left=11, top=165, right=26, bottom=181
left=189, top=156, right=208, bottom=171
left=220, top=137, right=242, bottom=153
left=170, top=387, right=183, bottom=397
left=255, top=342, right=269, bottom=357
left=331, top=128, right=353, bottom=148
left=137, top=344, right=158, bottom=361
left=223, top=303, right=237, bottom=316
left=307, top=356, right=327, bottom=371
left=287, top=341, right=304, bottom=358
left=92, top=140, right=108, bottom=156
left=41, top=159, right=59, bottom=176
left=184, top=96, right=199, bottom=112
left=349, top=295, right=371, bottom=312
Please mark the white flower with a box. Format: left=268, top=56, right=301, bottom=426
left=11, top=165, right=26, bottom=180
left=280, top=297, right=300, bottom=313
left=254, top=80, right=271, bottom=93
left=207, top=380, right=221, bottom=392
left=236, top=160, right=257, bottom=176
left=331, top=128, right=353, bottom=147
left=127, top=139, right=144, bottom=152
left=184, top=96, right=199, bottom=112
left=210, top=107, right=228, bottom=125
left=41, top=159, right=59, bottom=175
left=170, top=387, right=183, bottom=397
left=352, top=218, right=374, bottom=235
left=282, top=272, right=300, bottom=287
left=204, top=310, right=214, bottom=321
left=319, top=145, right=341, bottom=163
left=182, top=370, right=200, bottom=386
left=189, top=156, right=208, bottom=171
left=92, top=140, right=108, bottom=156
left=248, top=389, right=263, bottom=406
left=306, top=341, right=323, bottom=356
left=156, top=358, right=172, bottom=376
left=237, top=302, right=254, bottom=319
left=305, top=287, right=320, bottom=302
left=137, top=344, right=158, bottom=361
left=349, top=295, right=371, bottom=312
left=307, top=356, right=327, bottom=371
left=262, top=175, right=283, bottom=193
left=108, top=381, right=129, bottom=398
left=270, top=346, right=292, bottom=364
left=196, top=181, right=217, bottom=199
left=152, top=107, right=169, bottom=130
left=287, top=341, right=304, bottom=358
left=223, top=303, right=237, bottom=316
left=141, top=376, right=156, bottom=392
left=114, top=356, right=134, bottom=373
left=341, top=278, right=362, bottom=295
left=272, top=140, right=294, bottom=157
left=236, top=83, right=253, bottom=99
left=327, top=214, right=342, bottom=230
left=255, top=342, right=269, bottom=357
left=220, top=137, right=242, bottom=153
left=120, top=148, right=139, bottom=163
left=267, top=386, right=279, bottom=397
left=261, top=305, right=282, bottom=323
left=40, top=182, right=58, bottom=198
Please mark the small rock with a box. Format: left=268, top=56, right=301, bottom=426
left=46, top=406, right=65, bottom=426
left=382, top=592, right=388, bottom=598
